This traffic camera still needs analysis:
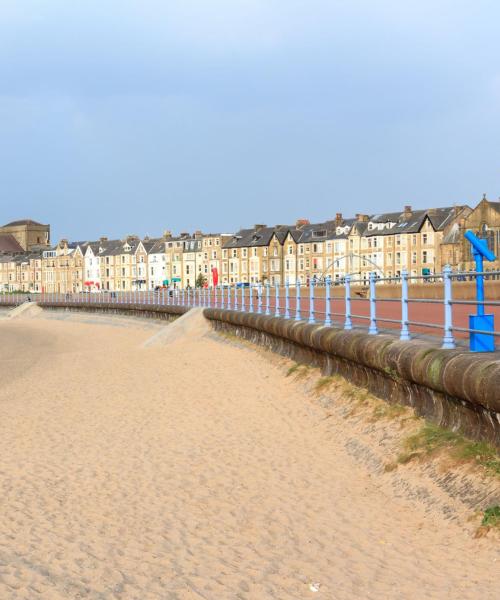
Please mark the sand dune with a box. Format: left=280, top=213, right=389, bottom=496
left=0, top=314, right=498, bottom=599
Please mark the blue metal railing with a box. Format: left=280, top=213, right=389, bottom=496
left=1, top=268, right=499, bottom=351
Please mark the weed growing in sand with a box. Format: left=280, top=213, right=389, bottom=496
left=371, top=403, right=409, bottom=422
left=286, top=363, right=301, bottom=377
left=481, top=505, right=500, bottom=528
left=397, top=423, right=500, bottom=478
left=286, top=363, right=312, bottom=380
left=314, top=375, right=341, bottom=394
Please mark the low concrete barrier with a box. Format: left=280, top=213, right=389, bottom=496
left=203, top=308, right=500, bottom=447
left=21, top=302, right=189, bottom=321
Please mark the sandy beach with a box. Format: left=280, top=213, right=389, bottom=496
left=0, top=312, right=498, bottom=600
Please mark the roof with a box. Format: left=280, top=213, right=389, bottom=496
left=2, top=219, right=46, bottom=227
left=0, top=234, right=24, bottom=253
left=148, top=240, right=166, bottom=254
left=363, top=206, right=462, bottom=237
left=223, top=226, right=291, bottom=249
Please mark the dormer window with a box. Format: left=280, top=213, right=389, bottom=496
left=367, top=222, right=374, bottom=230
left=123, top=244, right=131, bottom=252
left=313, top=230, right=327, bottom=238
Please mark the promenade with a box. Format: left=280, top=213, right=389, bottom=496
left=0, top=313, right=498, bottom=599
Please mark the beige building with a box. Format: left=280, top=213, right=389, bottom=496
left=441, top=196, right=499, bottom=271
left=0, top=219, right=50, bottom=252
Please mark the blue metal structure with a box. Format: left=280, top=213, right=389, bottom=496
left=464, top=230, right=496, bottom=352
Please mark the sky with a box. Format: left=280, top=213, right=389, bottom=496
left=0, top=0, right=499, bottom=242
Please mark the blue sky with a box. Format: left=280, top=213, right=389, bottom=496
left=0, top=1, right=499, bottom=241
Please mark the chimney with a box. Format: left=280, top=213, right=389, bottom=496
left=355, top=213, right=369, bottom=222
left=163, top=230, right=172, bottom=239
left=335, top=212, right=343, bottom=225
left=254, top=224, right=267, bottom=231
left=296, top=219, right=310, bottom=228
left=404, top=205, right=412, bottom=217
left=194, top=230, right=203, bottom=239
left=99, top=236, right=108, bottom=244
left=427, top=208, right=437, bottom=216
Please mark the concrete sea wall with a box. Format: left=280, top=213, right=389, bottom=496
left=25, top=302, right=189, bottom=322
left=203, top=308, right=500, bottom=447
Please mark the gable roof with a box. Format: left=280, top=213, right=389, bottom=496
left=363, top=206, right=463, bottom=237
left=0, top=234, right=24, bottom=253
left=223, top=226, right=292, bottom=249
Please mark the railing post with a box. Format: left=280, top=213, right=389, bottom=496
left=344, top=274, right=352, bottom=330
left=249, top=284, right=254, bottom=313
left=240, top=285, right=245, bottom=312
left=295, top=280, right=301, bottom=321
left=265, top=282, right=271, bottom=316
left=442, top=265, right=455, bottom=349
left=257, top=282, right=262, bottom=314
left=324, top=276, right=332, bottom=326
left=308, top=279, right=315, bottom=324
left=274, top=282, right=280, bottom=317
left=400, top=269, right=410, bottom=341
left=284, top=278, right=290, bottom=319
left=368, top=272, right=378, bottom=335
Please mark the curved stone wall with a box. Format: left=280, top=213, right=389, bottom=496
left=32, top=302, right=189, bottom=321
left=203, top=308, right=500, bottom=447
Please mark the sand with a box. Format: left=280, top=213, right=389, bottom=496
left=0, top=312, right=498, bottom=600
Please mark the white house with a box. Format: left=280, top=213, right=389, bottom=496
left=82, top=242, right=102, bottom=292
left=146, top=240, right=167, bottom=289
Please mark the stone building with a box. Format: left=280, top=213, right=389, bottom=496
left=0, top=219, right=50, bottom=252
left=440, top=195, right=500, bottom=271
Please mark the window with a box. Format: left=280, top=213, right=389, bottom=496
left=422, top=251, right=428, bottom=263
left=422, top=233, right=428, bottom=245
left=412, top=252, right=417, bottom=264
left=412, top=235, right=417, bottom=245
left=288, top=246, right=293, bottom=255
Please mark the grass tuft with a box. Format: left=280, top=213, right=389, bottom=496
left=397, top=423, right=500, bottom=477
left=286, top=363, right=300, bottom=377
left=314, top=376, right=340, bottom=394
left=285, top=363, right=312, bottom=379
left=481, top=505, right=500, bottom=528
left=371, top=403, right=408, bottom=421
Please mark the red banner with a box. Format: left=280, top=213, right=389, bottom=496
left=211, top=267, right=219, bottom=287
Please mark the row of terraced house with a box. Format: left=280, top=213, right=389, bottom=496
left=1, top=195, right=499, bottom=293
